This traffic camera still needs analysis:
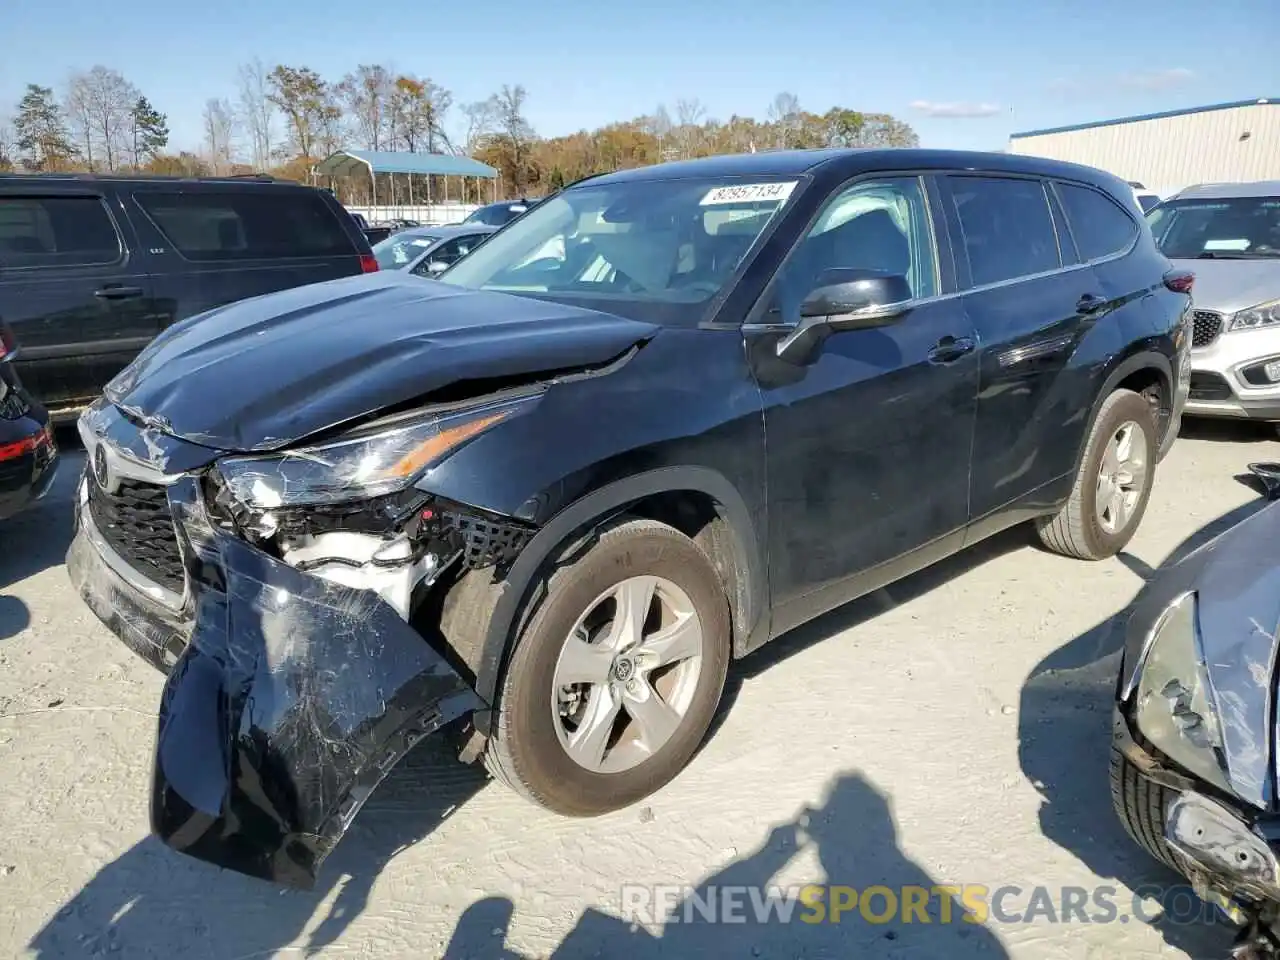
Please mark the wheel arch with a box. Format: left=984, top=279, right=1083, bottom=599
left=1073, top=348, right=1174, bottom=478
left=457, top=466, right=768, bottom=737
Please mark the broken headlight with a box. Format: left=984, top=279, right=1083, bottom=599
left=215, top=394, right=536, bottom=510
left=1134, top=591, right=1232, bottom=794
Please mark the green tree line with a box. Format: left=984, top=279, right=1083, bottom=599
left=0, top=65, right=919, bottom=202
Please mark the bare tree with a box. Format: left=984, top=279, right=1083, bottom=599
left=490, top=84, right=536, bottom=192
left=338, top=64, right=393, bottom=151
left=767, top=92, right=802, bottom=148
left=645, top=104, right=674, bottom=161
left=0, top=119, right=17, bottom=171
left=675, top=98, right=706, bottom=158
left=460, top=99, right=495, bottom=155
left=63, top=75, right=96, bottom=169
left=236, top=57, right=275, bottom=171
left=203, top=98, right=236, bottom=174
left=66, top=66, right=137, bottom=171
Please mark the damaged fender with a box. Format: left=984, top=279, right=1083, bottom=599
left=112, top=478, right=481, bottom=888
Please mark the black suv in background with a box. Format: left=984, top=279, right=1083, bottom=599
left=69, top=148, right=1191, bottom=887
left=0, top=174, right=377, bottom=418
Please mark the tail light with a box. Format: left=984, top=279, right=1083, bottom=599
left=1164, top=270, right=1195, bottom=294
left=0, top=425, right=50, bottom=462
left=0, top=325, right=16, bottom=362
left=359, top=254, right=379, bottom=274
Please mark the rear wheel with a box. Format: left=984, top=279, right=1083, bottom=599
left=484, top=517, right=731, bottom=816
left=1037, top=388, right=1157, bottom=560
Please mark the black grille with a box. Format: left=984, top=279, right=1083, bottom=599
left=1191, top=310, right=1223, bottom=348
left=87, top=478, right=185, bottom=594
left=1188, top=371, right=1233, bottom=402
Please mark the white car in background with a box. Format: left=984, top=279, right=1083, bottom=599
left=1146, top=180, right=1280, bottom=435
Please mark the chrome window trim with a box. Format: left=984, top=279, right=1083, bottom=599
left=742, top=169, right=1134, bottom=335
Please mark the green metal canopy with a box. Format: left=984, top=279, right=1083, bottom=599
left=316, top=149, right=497, bottom=179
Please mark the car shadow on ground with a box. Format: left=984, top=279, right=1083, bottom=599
left=1016, top=496, right=1271, bottom=959
left=1179, top=417, right=1278, bottom=445
left=710, top=523, right=1036, bottom=740
left=26, top=735, right=489, bottom=959
left=445, top=769, right=1011, bottom=959
left=0, top=441, right=83, bottom=591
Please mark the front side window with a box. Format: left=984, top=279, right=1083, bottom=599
left=949, top=176, right=1061, bottom=287
left=1146, top=196, right=1280, bottom=259
left=0, top=195, right=122, bottom=269
left=769, top=177, right=938, bottom=323
left=135, top=191, right=357, bottom=262
left=440, top=177, right=799, bottom=316
left=1056, top=182, right=1138, bottom=261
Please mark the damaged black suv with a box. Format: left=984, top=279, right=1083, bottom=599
left=69, top=148, right=1192, bottom=887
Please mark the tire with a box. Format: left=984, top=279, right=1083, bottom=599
left=1109, top=738, right=1182, bottom=872
left=484, top=516, right=731, bottom=816
left=1037, top=388, right=1158, bottom=560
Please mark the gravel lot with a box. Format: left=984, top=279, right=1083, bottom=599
left=3, top=420, right=1279, bottom=959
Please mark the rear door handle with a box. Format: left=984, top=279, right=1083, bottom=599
left=1076, top=293, right=1108, bottom=315
left=94, top=286, right=144, bottom=300
left=928, top=335, right=976, bottom=364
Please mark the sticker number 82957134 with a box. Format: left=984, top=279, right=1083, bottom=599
left=699, top=182, right=798, bottom=206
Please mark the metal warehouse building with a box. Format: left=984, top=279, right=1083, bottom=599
left=1008, top=97, right=1280, bottom=194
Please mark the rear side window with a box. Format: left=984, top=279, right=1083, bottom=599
left=1056, top=182, right=1139, bottom=261
left=0, top=195, right=122, bottom=269
left=134, top=190, right=356, bottom=262
left=948, top=176, right=1060, bottom=287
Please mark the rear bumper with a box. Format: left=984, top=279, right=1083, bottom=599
left=0, top=419, right=59, bottom=522
left=67, top=475, right=484, bottom=888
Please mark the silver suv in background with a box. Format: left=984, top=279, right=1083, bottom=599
left=1147, top=181, right=1280, bottom=434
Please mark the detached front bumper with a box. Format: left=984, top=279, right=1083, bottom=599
left=67, top=474, right=484, bottom=888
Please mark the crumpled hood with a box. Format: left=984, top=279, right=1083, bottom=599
left=1170, top=258, right=1280, bottom=315
left=105, top=272, right=658, bottom=452
left=1120, top=496, right=1280, bottom=809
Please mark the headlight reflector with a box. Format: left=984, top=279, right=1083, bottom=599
left=216, top=395, right=534, bottom=510
left=1228, top=298, right=1280, bottom=333
left=1134, top=591, right=1232, bottom=793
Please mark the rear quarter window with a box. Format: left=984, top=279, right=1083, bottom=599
left=0, top=195, right=122, bottom=269
left=134, top=190, right=356, bottom=262
left=1055, top=182, right=1139, bottom=261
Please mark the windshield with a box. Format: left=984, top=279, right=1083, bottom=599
left=439, top=177, right=799, bottom=312
left=464, top=203, right=526, bottom=226
left=372, top=232, right=440, bottom=269
left=1147, top=195, right=1280, bottom=259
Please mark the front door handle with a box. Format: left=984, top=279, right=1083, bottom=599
left=1076, top=293, right=1108, bottom=315
left=94, top=285, right=144, bottom=300
left=928, top=335, right=976, bottom=364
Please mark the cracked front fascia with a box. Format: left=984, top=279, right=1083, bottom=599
left=70, top=472, right=486, bottom=887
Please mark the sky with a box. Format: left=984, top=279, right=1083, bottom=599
left=3, top=0, right=1278, bottom=157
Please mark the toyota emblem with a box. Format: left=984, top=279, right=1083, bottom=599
left=92, top=444, right=111, bottom=491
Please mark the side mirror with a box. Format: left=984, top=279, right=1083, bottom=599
left=779, top=270, right=913, bottom=365
left=799, top=270, right=914, bottom=327
left=426, top=260, right=449, bottom=276
left=1248, top=462, right=1280, bottom=500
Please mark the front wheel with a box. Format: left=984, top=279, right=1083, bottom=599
left=1037, top=388, right=1157, bottom=560
left=485, top=517, right=731, bottom=816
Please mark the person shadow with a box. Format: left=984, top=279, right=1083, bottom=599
left=26, top=732, right=489, bottom=959
left=1016, top=483, right=1276, bottom=958
left=445, top=771, right=1011, bottom=959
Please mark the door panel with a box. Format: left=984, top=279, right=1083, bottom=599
left=747, top=174, right=978, bottom=627
left=941, top=174, right=1096, bottom=520
left=0, top=192, right=159, bottom=408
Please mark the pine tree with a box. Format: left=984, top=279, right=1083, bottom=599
left=13, top=84, right=76, bottom=171
left=131, top=96, right=169, bottom=166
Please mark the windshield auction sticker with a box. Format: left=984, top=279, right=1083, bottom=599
left=700, top=182, right=798, bottom=205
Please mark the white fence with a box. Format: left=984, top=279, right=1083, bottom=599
left=346, top=204, right=480, bottom=226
